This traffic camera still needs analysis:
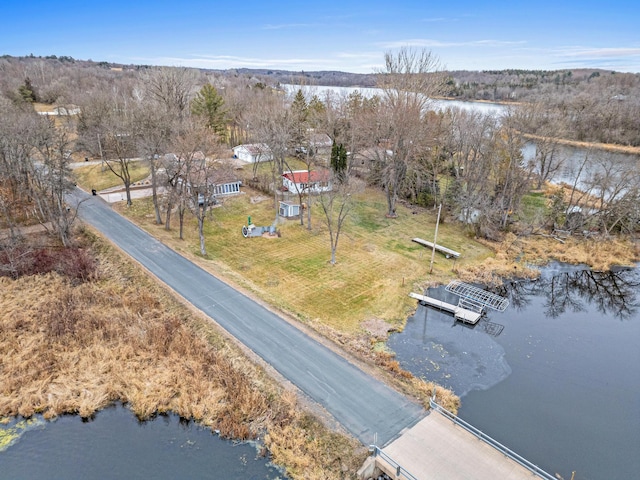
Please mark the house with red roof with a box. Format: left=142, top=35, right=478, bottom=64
left=281, top=170, right=332, bottom=194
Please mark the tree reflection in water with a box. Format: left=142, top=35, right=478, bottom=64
left=495, top=264, right=639, bottom=320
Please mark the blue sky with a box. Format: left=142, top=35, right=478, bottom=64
left=3, top=1, right=639, bottom=73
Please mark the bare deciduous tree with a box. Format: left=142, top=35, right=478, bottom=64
left=29, top=115, right=77, bottom=246
left=372, top=48, right=446, bottom=217
left=135, top=101, right=175, bottom=224
left=76, top=87, right=140, bottom=206
left=443, top=108, right=498, bottom=226
left=318, top=175, right=363, bottom=265
left=184, top=150, right=231, bottom=257
left=583, top=155, right=640, bottom=235
left=0, top=100, right=36, bottom=239
left=165, top=120, right=228, bottom=254
left=245, top=88, right=294, bottom=223
left=0, top=98, right=77, bottom=247
left=515, top=100, right=566, bottom=189
left=142, top=67, right=198, bottom=119
left=493, top=109, right=533, bottom=230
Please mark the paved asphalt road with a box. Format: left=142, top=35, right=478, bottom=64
left=69, top=188, right=425, bottom=446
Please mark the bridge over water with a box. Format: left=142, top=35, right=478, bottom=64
left=360, top=398, right=554, bottom=480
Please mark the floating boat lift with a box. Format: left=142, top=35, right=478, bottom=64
left=410, top=280, right=509, bottom=325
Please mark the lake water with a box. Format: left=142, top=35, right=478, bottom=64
left=282, top=84, right=506, bottom=116
left=522, top=142, right=640, bottom=192
left=285, top=84, right=639, bottom=192
left=387, top=264, right=640, bottom=480
left=0, top=404, right=286, bottom=479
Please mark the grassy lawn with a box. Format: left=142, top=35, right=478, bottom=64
left=118, top=185, right=494, bottom=334
left=72, top=160, right=151, bottom=192
left=518, top=191, right=549, bottom=223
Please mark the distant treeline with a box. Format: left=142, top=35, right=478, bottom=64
left=1, top=54, right=639, bottom=146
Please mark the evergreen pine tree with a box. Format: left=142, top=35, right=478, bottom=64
left=18, top=77, right=37, bottom=103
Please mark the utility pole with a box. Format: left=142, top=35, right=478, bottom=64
left=97, top=133, right=105, bottom=171
left=429, top=204, right=442, bottom=274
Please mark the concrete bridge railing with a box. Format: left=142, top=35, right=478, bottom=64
left=367, top=445, right=419, bottom=480
left=429, top=397, right=556, bottom=480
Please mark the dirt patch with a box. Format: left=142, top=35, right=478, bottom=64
left=250, top=195, right=269, bottom=204
left=361, top=318, right=394, bottom=338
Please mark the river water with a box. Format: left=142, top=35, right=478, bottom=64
left=387, top=264, right=640, bottom=480
left=285, top=84, right=639, bottom=191
left=0, top=404, right=285, bottom=479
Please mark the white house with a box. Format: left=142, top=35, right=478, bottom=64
left=282, top=170, right=332, bottom=194
left=232, top=143, right=273, bottom=163
left=165, top=155, right=243, bottom=204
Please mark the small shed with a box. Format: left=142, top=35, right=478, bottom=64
left=279, top=201, right=301, bottom=218
left=232, top=143, right=273, bottom=163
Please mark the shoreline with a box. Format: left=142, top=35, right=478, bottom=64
left=520, top=132, right=640, bottom=155
left=434, top=96, right=640, bottom=155
left=0, top=233, right=367, bottom=479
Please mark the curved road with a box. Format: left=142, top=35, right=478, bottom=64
left=69, top=188, right=425, bottom=446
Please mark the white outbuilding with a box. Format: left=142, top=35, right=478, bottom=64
left=232, top=143, right=273, bottom=163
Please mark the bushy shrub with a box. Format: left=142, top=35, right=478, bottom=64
left=0, top=244, right=97, bottom=281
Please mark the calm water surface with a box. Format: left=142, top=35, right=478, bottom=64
left=0, top=404, right=285, bottom=480
left=387, top=264, right=640, bottom=480
left=282, top=84, right=506, bottom=116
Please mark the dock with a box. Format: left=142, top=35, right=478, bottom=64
left=409, top=292, right=482, bottom=324
left=412, top=238, right=460, bottom=258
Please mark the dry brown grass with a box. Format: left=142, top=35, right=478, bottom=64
left=522, top=132, right=640, bottom=155
left=453, top=232, right=640, bottom=285
left=0, top=235, right=366, bottom=479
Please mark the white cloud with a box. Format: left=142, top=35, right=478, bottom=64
left=554, top=47, right=640, bottom=59
left=137, top=54, right=375, bottom=72
left=378, top=39, right=527, bottom=49
left=335, top=51, right=380, bottom=60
